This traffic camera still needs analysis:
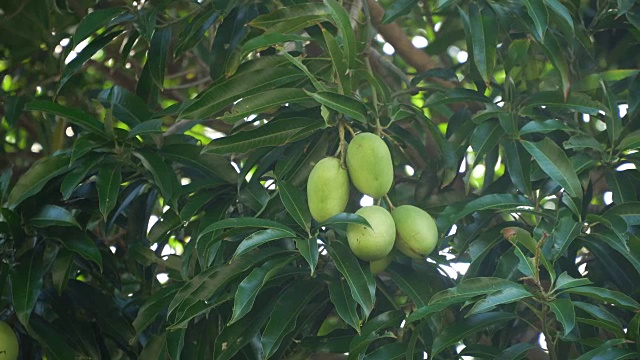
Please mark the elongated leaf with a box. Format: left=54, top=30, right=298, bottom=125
left=203, top=117, right=322, bottom=155
left=544, top=0, right=574, bottom=31
left=363, top=342, right=407, bottom=360
left=324, top=0, right=356, bottom=70
left=59, top=31, right=124, bottom=92
left=520, top=119, right=572, bottom=134
left=133, top=285, right=181, bottom=335
left=126, top=118, right=163, bottom=138
left=72, top=8, right=124, bottom=47
left=6, top=156, right=71, bottom=208
left=574, top=301, right=623, bottom=336
left=181, top=67, right=305, bottom=119
left=168, top=248, right=285, bottom=318
left=317, top=212, right=371, bottom=229
left=11, top=248, right=44, bottom=327
left=429, top=277, right=522, bottom=307
left=261, top=280, right=323, bottom=358
left=48, top=227, right=103, bottom=270
left=466, top=286, right=533, bottom=316
left=440, top=194, right=533, bottom=230
left=230, top=258, right=291, bottom=324
left=25, top=101, right=105, bottom=137
left=51, top=250, right=73, bottom=295
left=30, top=204, right=80, bottom=228
left=306, top=91, right=368, bottom=123
left=249, top=3, right=329, bottom=31
left=470, top=121, right=504, bottom=166
left=387, top=265, right=433, bottom=308
left=522, top=138, right=582, bottom=198
left=381, top=0, right=420, bottom=23
left=296, top=237, right=319, bottom=275
left=551, top=217, right=582, bottom=259
left=329, top=241, right=376, bottom=318
left=328, top=277, right=361, bottom=332
left=278, top=179, right=311, bottom=232
left=432, top=312, right=515, bottom=356
left=134, top=150, right=177, bottom=202
left=160, top=144, right=237, bottom=184
left=541, top=32, right=571, bottom=98
left=523, top=92, right=601, bottom=115
left=242, top=33, right=311, bottom=56
left=468, top=3, right=498, bottom=85
left=549, top=298, right=575, bottom=336
left=321, top=29, right=349, bottom=94
left=148, top=27, right=171, bottom=88
left=562, top=286, right=640, bottom=310
left=198, top=218, right=296, bottom=244
left=573, top=339, right=630, bottom=360
left=424, top=88, right=492, bottom=107
left=553, top=272, right=592, bottom=292
left=233, top=229, right=293, bottom=258
left=503, top=139, right=532, bottom=195
left=222, top=88, right=310, bottom=123
left=174, top=8, right=218, bottom=57
left=97, top=164, right=121, bottom=220
left=349, top=311, right=405, bottom=356
left=60, top=155, right=104, bottom=200
left=523, top=0, right=549, bottom=41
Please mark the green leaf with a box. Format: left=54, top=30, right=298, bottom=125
left=72, top=8, right=124, bottom=47
left=544, top=0, right=574, bottom=31
left=573, top=70, right=639, bottom=92
left=29, top=316, right=78, bottom=360
left=495, top=343, right=537, bottom=360
left=59, top=31, right=124, bottom=92
left=549, top=298, right=575, bottom=336
left=606, top=171, right=636, bottom=204
left=148, top=27, right=171, bottom=88
left=97, top=86, right=153, bottom=127
left=574, top=301, right=624, bottom=336
left=618, top=0, right=634, bottom=16
left=553, top=272, right=593, bottom=292
left=126, top=118, right=163, bottom=139
left=168, top=248, right=286, bottom=324
left=181, top=67, right=305, bottom=119
left=470, top=121, right=504, bottom=167
left=523, top=0, right=549, bottom=41
left=233, top=229, right=293, bottom=258
left=134, top=149, right=177, bottom=203
left=306, top=91, right=368, bottom=123
left=551, top=217, right=582, bottom=259
left=349, top=311, right=405, bottom=356
left=321, top=29, right=349, bottom=94
left=522, top=138, right=582, bottom=199
left=602, top=82, right=622, bottom=145
left=230, top=257, right=291, bottom=324
left=381, top=0, right=420, bottom=23
left=202, top=117, right=322, bottom=155
left=160, top=144, right=238, bottom=184
left=133, top=285, right=180, bottom=335
left=519, top=119, right=572, bottom=134
left=324, top=0, right=356, bottom=70
left=424, top=88, right=492, bottom=107
left=174, top=8, right=218, bottom=57
left=296, top=237, right=319, bottom=275
left=432, top=312, right=515, bottom=356
left=241, top=33, right=311, bottom=56
left=329, top=241, right=376, bottom=318
left=11, top=248, right=44, bottom=328
left=467, top=3, right=498, bottom=85
left=97, top=164, right=121, bottom=220
left=198, top=217, right=296, bottom=244
left=6, top=155, right=71, bottom=208
left=363, top=343, right=408, bottom=360
left=317, top=212, right=372, bottom=229
left=540, top=33, right=571, bottom=99
left=25, top=101, right=106, bottom=137
left=387, top=265, right=433, bottom=308
left=617, top=129, right=640, bottom=151
left=222, top=88, right=310, bottom=123
left=523, top=92, right=602, bottom=115
left=466, top=286, right=533, bottom=316
left=166, top=329, right=185, bottom=360
left=282, top=52, right=328, bottom=93
left=49, top=227, right=103, bottom=270
left=503, top=139, right=532, bottom=195
left=440, top=194, right=533, bottom=229
left=561, top=286, right=640, bottom=310
left=429, top=277, right=523, bottom=307
left=51, top=250, right=73, bottom=295
left=328, top=277, right=361, bottom=332
left=261, top=280, right=323, bottom=359
left=60, top=155, right=104, bottom=200
left=249, top=3, right=329, bottom=32
left=278, top=179, right=312, bottom=232
left=30, top=204, right=80, bottom=228
left=573, top=339, right=634, bottom=360
left=139, top=335, right=167, bottom=359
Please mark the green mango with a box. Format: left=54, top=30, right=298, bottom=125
left=392, top=205, right=439, bottom=259
left=0, top=321, right=18, bottom=360
left=307, top=157, right=350, bottom=222
left=347, top=206, right=395, bottom=261
left=346, top=133, right=393, bottom=199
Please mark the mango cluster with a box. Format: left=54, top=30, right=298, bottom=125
left=306, top=132, right=439, bottom=271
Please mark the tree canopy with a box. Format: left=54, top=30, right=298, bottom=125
left=1, top=0, right=640, bottom=359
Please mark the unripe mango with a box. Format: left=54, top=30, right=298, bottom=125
left=307, top=157, right=350, bottom=222
left=369, top=252, right=394, bottom=274
left=392, top=205, right=438, bottom=259
left=347, top=206, right=395, bottom=261
left=0, top=321, right=18, bottom=360
left=346, top=133, right=393, bottom=199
